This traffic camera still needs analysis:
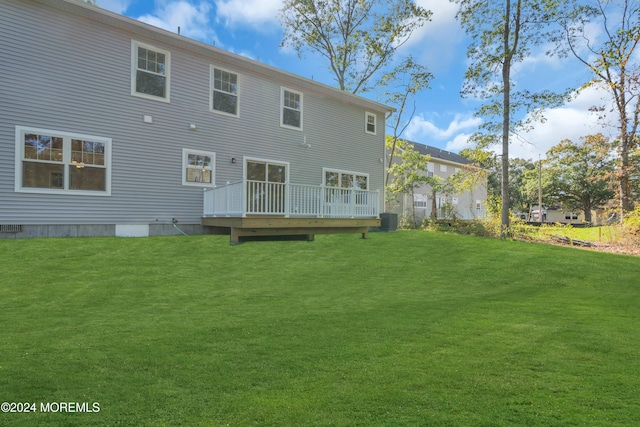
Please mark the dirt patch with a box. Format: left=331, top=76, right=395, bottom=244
left=532, top=236, right=640, bottom=257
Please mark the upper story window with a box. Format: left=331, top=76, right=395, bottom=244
left=211, top=67, right=238, bottom=116
left=182, top=149, right=215, bottom=187
left=15, top=126, right=111, bottom=195
left=427, top=163, right=434, bottom=177
left=281, top=87, right=303, bottom=130
left=440, top=164, right=447, bottom=173
left=365, top=112, right=377, bottom=135
left=132, top=40, right=170, bottom=102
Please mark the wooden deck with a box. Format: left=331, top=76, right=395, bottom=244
left=202, top=216, right=381, bottom=244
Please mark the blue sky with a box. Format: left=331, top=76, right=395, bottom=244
left=97, top=0, right=625, bottom=160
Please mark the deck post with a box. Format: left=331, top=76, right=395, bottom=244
left=350, top=187, right=356, bottom=218
left=225, top=181, right=230, bottom=216
left=241, top=180, right=247, bottom=217
left=285, top=182, right=290, bottom=218
left=230, top=227, right=240, bottom=244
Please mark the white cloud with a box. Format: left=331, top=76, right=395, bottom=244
left=506, top=86, right=618, bottom=160
left=214, top=0, right=282, bottom=26
left=445, top=133, right=474, bottom=152
left=405, top=113, right=482, bottom=141
left=97, top=0, right=132, bottom=14
left=402, top=0, right=464, bottom=72
left=408, top=85, right=619, bottom=159
left=410, top=0, right=460, bottom=41
left=136, top=1, right=218, bottom=43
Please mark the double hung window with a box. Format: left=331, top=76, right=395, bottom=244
left=16, top=126, right=111, bottom=195
left=281, top=88, right=302, bottom=129
left=182, top=149, right=215, bottom=187
left=365, top=112, right=377, bottom=135
left=427, top=163, right=434, bottom=177
left=211, top=67, right=238, bottom=116
left=132, top=41, right=170, bottom=101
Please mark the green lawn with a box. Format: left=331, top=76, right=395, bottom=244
left=1, top=232, right=639, bottom=426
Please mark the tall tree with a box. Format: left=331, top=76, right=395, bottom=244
left=280, top=0, right=432, bottom=95
left=560, top=0, right=639, bottom=217
left=453, top=0, right=570, bottom=236
left=544, top=134, right=615, bottom=222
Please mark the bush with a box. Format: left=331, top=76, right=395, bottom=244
left=622, top=207, right=640, bottom=246
left=624, top=207, right=640, bottom=233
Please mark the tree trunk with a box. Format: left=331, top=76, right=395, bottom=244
left=619, top=140, right=631, bottom=218
left=431, top=189, right=437, bottom=221
left=583, top=198, right=592, bottom=223
left=500, top=0, right=513, bottom=238
left=411, top=188, right=417, bottom=228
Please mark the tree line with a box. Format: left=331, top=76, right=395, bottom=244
left=462, top=133, right=640, bottom=223
left=279, top=0, right=638, bottom=234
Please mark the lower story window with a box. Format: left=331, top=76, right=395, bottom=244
left=15, top=126, right=111, bottom=195
left=323, top=168, right=369, bottom=205
left=323, top=168, right=368, bottom=190
left=182, top=149, right=215, bottom=187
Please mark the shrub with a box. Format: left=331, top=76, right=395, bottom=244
left=621, top=207, right=640, bottom=247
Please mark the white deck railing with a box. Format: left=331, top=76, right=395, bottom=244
left=204, top=180, right=379, bottom=218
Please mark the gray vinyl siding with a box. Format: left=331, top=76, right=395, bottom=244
left=0, top=0, right=388, bottom=228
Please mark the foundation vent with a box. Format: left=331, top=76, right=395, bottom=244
left=0, top=224, right=23, bottom=233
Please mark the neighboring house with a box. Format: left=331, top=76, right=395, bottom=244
left=387, top=142, right=487, bottom=223
left=528, top=206, right=603, bottom=225
left=0, top=0, right=392, bottom=242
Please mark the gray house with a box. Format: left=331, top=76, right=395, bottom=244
left=388, top=142, right=488, bottom=224
left=0, top=0, right=391, bottom=242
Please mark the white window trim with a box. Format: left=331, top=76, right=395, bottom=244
left=440, top=164, right=447, bottom=173
left=15, top=126, right=112, bottom=196
left=322, top=168, right=369, bottom=189
left=210, top=65, right=239, bottom=117
left=413, top=194, right=427, bottom=208
left=280, top=87, right=303, bottom=131
left=131, top=40, right=171, bottom=103
left=365, top=111, right=377, bottom=135
left=182, top=148, right=216, bottom=187
left=427, top=163, right=434, bottom=177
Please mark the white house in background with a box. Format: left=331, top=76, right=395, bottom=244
left=388, top=142, right=488, bottom=223
left=0, top=0, right=392, bottom=242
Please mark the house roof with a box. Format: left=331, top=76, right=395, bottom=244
left=41, top=0, right=394, bottom=115
left=409, top=142, right=471, bottom=166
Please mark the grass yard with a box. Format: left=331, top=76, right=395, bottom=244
left=1, top=231, right=639, bottom=426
